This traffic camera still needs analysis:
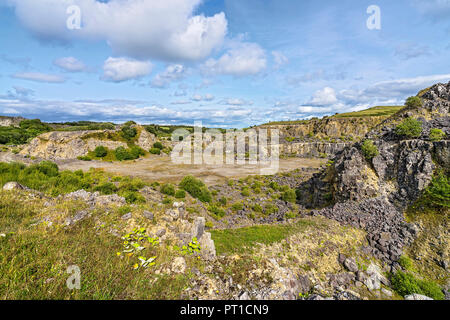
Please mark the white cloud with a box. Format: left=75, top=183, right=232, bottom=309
left=4, top=0, right=228, bottom=62
left=310, top=87, right=337, bottom=105
left=151, top=64, right=186, bottom=88
left=191, top=93, right=215, bottom=102
left=11, top=72, right=66, bottom=83
left=102, top=57, right=152, bottom=82
left=340, top=74, right=450, bottom=104
left=224, top=98, right=253, bottom=106
left=53, top=57, right=86, bottom=72
left=203, top=42, right=267, bottom=76
left=272, top=51, right=288, bottom=68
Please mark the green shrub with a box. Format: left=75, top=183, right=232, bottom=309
left=160, top=183, right=175, bottom=196
left=231, top=202, right=244, bottom=212
left=218, top=197, right=227, bottom=206
left=285, top=211, right=297, bottom=219
left=121, top=125, right=137, bottom=140
left=208, top=204, right=226, bottom=218
left=424, top=173, right=450, bottom=208
left=405, top=96, right=422, bottom=109
left=179, top=175, right=211, bottom=203
left=122, top=191, right=145, bottom=204
left=281, top=189, right=297, bottom=203
left=268, top=181, right=279, bottom=191
left=395, top=118, right=423, bottom=138
left=114, top=146, right=132, bottom=161
left=264, top=203, right=279, bottom=215
left=149, top=148, right=161, bottom=155
left=175, top=189, right=186, bottom=199
left=93, top=182, right=118, bottom=195
left=77, top=156, right=92, bottom=161
left=153, top=142, right=164, bottom=150
left=429, top=128, right=445, bottom=142
left=241, top=187, right=251, bottom=197
left=252, top=204, right=262, bottom=213
left=129, top=146, right=145, bottom=158
left=391, top=271, right=444, bottom=300
left=94, top=146, right=108, bottom=158
left=361, top=139, right=379, bottom=161
left=398, top=255, right=415, bottom=271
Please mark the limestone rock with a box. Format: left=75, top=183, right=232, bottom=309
left=171, top=257, right=187, bottom=274
left=2, top=181, right=24, bottom=191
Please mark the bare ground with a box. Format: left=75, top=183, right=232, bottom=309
left=0, top=152, right=326, bottom=185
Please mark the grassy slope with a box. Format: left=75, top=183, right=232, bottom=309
left=332, top=106, right=405, bottom=118
left=261, top=105, right=405, bottom=126
left=211, top=219, right=319, bottom=255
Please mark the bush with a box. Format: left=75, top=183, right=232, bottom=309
left=129, top=145, right=145, bottom=158
left=398, top=255, right=415, bottom=271
left=122, top=191, right=145, bottom=204
left=361, top=139, right=379, bottom=161
left=94, top=146, right=108, bottom=158
left=264, top=203, right=279, bottom=215
left=160, top=183, right=176, bottom=196
left=395, top=118, right=423, bottom=138
left=208, top=204, right=226, bottom=218
left=252, top=204, right=262, bottom=213
left=424, top=173, right=450, bottom=208
left=429, top=128, right=445, bottom=142
left=149, top=148, right=161, bottom=155
left=231, top=202, right=244, bottom=212
left=77, top=156, right=92, bottom=161
left=391, top=271, right=444, bottom=300
left=153, top=142, right=164, bottom=150
left=281, top=189, right=297, bottom=203
left=218, top=197, right=227, bottom=206
left=114, top=146, right=133, bottom=161
left=241, top=187, right=250, bottom=197
left=179, top=175, right=212, bottom=203
left=121, top=125, right=137, bottom=140
left=93, top=182, right=118, bottom=195
left=175, top=189, right=186, bottom=199
left=405, top=96, right=422, bottom=109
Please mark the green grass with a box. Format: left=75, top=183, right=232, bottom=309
left=0, top=196, right=192, bottom=299
left=333, top=106, right=405, bottom=118
left=0, top=161, right=146, bottom=203
left=211, top=219, right=317, bottom=255
left=391, top=271, right=444, bottom=300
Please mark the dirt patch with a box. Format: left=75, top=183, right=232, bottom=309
left=0, top=152, right=326, bottom=186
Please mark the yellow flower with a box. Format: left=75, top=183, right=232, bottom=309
left=133, top=263, right=139, bottom=269
left=116, top=252, right=121, bottom=256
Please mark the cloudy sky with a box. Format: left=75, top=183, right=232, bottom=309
left=0, top=0, right=449, bottom=127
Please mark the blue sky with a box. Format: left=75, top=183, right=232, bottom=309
left=0, top=0, right=449, bottom=128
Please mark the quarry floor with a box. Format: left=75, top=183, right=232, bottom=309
left=0, top=152, right=326, bottom=185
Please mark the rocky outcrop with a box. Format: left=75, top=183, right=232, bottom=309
left=278, top=141, right=352, bottom=158
left=0, top=116, right=25, bottom=127
left=299, top=82, right=450, bottom=265
left=19, top=126, right=157, bottom=160
left=260, top=116, right=388, bottom=141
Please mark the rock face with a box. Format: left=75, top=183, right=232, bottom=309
left=0, top=116, right=25, bottom=127
left=300, top=82, right=450, bottom=265
left=19, top=125, right=157, bottom=160
left=278, top=142, right=352, bottom=158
